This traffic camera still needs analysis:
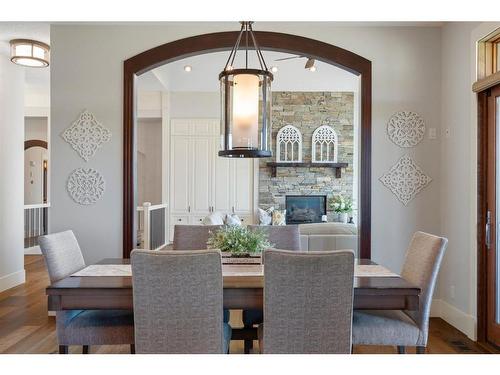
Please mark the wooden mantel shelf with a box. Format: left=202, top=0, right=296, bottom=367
left=266, top=162, right=348, bottom=178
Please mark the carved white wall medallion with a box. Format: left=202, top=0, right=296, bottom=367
left=276, top=125, right=302, bottom=162
left=312, top=125, right=338, bottom=163
left=61, top=110, right=111, bottom=161
left=67, top=168, right=106, bottom=205
left=379, top=155, right=431, bottom=205
left=387, top=111, right=425, bottom=148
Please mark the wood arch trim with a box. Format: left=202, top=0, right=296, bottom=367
left=24, top=139, right=48, bottom=150
left=123, top=31, right=372, bottom=259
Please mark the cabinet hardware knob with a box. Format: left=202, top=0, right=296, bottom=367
left=178, top=219, right=182, bottom=222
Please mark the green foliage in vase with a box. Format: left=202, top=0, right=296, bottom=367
left=207, top=225, right=273, bottom=256
left=328, top=194, right=353, bottom=213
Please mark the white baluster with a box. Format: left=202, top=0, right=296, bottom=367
left=143, top=202, right=151, bottom=250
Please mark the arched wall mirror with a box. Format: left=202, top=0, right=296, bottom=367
left=123, top=31, right=371, bottom=259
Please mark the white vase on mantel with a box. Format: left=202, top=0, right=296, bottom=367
left=338, top=212, right=348, bottom=224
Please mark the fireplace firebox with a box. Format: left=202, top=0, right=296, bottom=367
left=285, top=195, right=327, bottom=224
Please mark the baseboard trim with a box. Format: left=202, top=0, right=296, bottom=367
left=0, top=269, right=26, bottom=293
left=24, top=245, right=41, bottom=255
left=431, top=299, right=476, bottom=340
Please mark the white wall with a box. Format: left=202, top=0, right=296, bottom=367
left=434, top=22, right=480, bottom=338
left=137, top=118, right=162, bottom=205
left=0, top=58, right=26, bottom=292
left=25, top=116, right=48, bottom=141
left=50, top=23, right=442, bottom=272
left=169, top=91, right=219, bottom=118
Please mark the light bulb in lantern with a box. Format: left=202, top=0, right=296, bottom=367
left=232, top=74, right=259, bottom=149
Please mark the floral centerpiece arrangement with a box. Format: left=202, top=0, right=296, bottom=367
left=328, top=194, right=353, bottom=223
left=207, top=225, right=272, bottom=257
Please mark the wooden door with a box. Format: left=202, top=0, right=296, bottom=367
left=486, top=84, right=500, bottom=346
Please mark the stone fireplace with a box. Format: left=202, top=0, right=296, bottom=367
left=285, top=195, right=327, bottom=224
left=259, top=91, right=354, bottom=221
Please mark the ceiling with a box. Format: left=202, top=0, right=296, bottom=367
left=137, top=50, right=359, bottom=93
left=0, top=21, right=445, bottom=97
left=0, top=22, right=50, bottom=93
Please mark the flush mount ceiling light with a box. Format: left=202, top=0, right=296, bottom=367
left=10, top=39, right=50, bottom=67
left=184, top=65, right=192, bottom=72
left=219, top=21, right=273, bottom=158
left=271, top=66, right=278, bottom=73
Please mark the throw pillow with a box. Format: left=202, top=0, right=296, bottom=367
left=271, top=209, right=286, bottom=226
left=202, top=211, right=225, bottom=225
left=225, top=213, right=242, bottom=226
left=258, top=207, right=274, bottom=225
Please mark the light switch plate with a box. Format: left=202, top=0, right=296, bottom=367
left=428, top=128, right=437, bottom=139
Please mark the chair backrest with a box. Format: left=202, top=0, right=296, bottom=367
left=173, top=225, right=222, bottom=250
left=38, top=230, right=86, bottom=283
left=248, top=225, right=301, bottom=251
left=262, top=249, right=355, bottom=353
left=401, top=231, right=448, bottom=344
left=131, top=249, right=225, bottom=353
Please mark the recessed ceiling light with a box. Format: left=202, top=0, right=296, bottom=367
left=271, top=66, right=278, bottom=73
left=184, top=65, right=192, bottom=72
left=309, top=66, right=317, bottom=72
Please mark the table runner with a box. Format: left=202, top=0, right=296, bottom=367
left=71, top=263, right=398, bottom=278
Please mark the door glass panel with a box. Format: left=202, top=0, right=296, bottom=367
left=497, top=96, right=500, bottom=324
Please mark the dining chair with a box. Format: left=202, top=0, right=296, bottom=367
left=258, top=249, right=355, bottom=353
left=352, top=231, right=448, bottom=354
left=173, top=224, right=222, bottom=250
left=247, top=224, right=302, bottom=251
left=131, top=249, right=232, bottom=353
left=172, top=224, right=230, bottom=324
left=39, top=230, right=134, bottom=354
left=243, top=224, right=301, bottom=353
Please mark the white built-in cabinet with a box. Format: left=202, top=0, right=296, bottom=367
left=169, top=119, right=255, bottom=241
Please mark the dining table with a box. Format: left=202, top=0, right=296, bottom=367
left=46, top=256, right=420, bottom=341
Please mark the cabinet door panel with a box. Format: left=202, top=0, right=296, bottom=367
left=232, top=158, right=254, bottom=214
left=191, top=137, right=212, bottom=215
left=170, top=119, right=192, bottom=136
left=213, top=138, right=232, bottom=213
left=170, top=137, right=190, bottom=213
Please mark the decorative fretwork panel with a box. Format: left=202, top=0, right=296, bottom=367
left=312, top=125, right=338, bottom=163
left=276, top=125, right=302, bottom=162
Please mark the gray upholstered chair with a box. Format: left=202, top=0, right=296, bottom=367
left=131, top=249, right=231, bottom=353
left=352, top=231, right=448, bottom=354
left=39, top=230, right=134, bottom=354
left=243, top=225, right=301, bottom=353
left=248, top=225, right=301, bottom=252
left=258, top=249, right=355, bottom=353
left=172, top=224, right=230, bottom=324
left=173, top=225, right=222, bottom=250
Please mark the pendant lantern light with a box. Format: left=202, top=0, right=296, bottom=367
left=219, top=22, right=273, bottom=158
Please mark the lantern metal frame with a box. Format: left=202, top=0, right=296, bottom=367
left=218, top=21, right=274, bottom=158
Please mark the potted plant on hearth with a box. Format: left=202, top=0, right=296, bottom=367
left=328, top=194, right=352, bottom=224
left=207, top=225, right=272, bottom=258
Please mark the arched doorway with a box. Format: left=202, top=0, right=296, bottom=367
left=123, top=31, right=371, bottom=258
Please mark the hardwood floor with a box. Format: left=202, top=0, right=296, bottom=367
left=0, top=255, right=493, bottom=354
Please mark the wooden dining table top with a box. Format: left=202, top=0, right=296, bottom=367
left=46, top=258, right=421, bottom=311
